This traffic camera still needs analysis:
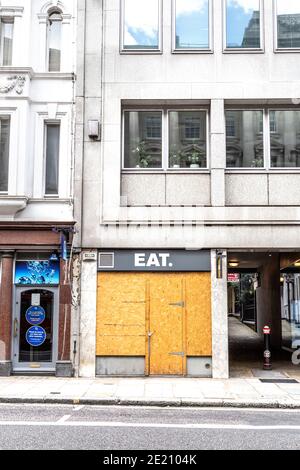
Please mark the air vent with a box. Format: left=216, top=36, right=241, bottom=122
left=98, top=252, right=114, bottom=269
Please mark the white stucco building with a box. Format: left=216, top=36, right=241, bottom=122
left=0, top=0, right=76, bottom=377
left=76, top=0, right=300, bottom=379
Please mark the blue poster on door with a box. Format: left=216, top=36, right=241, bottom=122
left=25, top=306, right=46, bottom=326
left=15, top=261, right=60, bottom=285
left=26, top=326, right=47, bottom=347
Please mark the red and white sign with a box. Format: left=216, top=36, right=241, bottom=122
left=228, top=273, right=240, bottom=283
left=263, top=325, right=271, bottom=335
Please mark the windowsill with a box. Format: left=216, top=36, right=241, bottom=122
left=122, top=169, right=210, bottom=174
left=223, top=48, right=264, bottom=54
left=274, top=48, right=300, bottom=53
left=120, top=49, right=162, bottom=55
left=226, top=168, right=300, bottom=173
left=172, top=49, right=213, bottom=54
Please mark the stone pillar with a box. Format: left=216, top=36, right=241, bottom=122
left=56, top=258, right=73, bottom=377
left=256, top=254, right=282, bottom=348
left=211, top=249, right=229, bottom=379
left=0, top=253, right=14, bottom=376
left=79, top=250, right=98, bottom=378
left=210, top=99, right=226, bottom=207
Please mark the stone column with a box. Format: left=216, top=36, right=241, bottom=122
left=210, top=99, right=226, bottom=207
left=211, top=249, right=229, bottom=379
left=56, top=258, right=73, bottom=377
left=79, top=251, right=98, bottom=378
left=0, top=253, right=14, bottom=376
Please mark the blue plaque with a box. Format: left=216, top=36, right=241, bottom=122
left=25, top=306, right=45, bottom=326
left=26, top=326, right=46, bottom=347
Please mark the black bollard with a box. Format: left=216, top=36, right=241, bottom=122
left=263, top=325, right=272, bottom=370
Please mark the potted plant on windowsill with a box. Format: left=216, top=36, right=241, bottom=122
left=132, top=141, right=152, bottom=168
left=186, top=150, right=205, bottom=168
left=169, top=153, right=182, bottom=168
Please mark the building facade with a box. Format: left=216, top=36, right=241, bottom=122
left=77, top=0, right=300, bottom=379
left=0, top=0, right=76, bottom=377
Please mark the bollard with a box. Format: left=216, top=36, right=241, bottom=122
left=263, top=325, right=272, bottom=370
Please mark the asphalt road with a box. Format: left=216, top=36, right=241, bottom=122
left=0, top=404, right=300, bottom=450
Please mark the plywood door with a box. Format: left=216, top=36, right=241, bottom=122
left=149, top=275, right=184, bottom=376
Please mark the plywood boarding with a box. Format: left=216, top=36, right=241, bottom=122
left=97, top=273, right=146, bottom=356
left=149, top=275, right=184, bottom=375
left=186, top=272, right=212, bottom=356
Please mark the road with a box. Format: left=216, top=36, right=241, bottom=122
left=0, top=404, right=300, bottom=450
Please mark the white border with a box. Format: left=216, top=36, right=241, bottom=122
left=273, top=0, right=300, bottom=52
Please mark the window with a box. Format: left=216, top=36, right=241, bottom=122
left=123, top=109, right=208, bottom=170
left=174, top=0, right=210, bottom=50
left=225, top=0, right=261, bottom=50
left=270, top=111, right=300, bottom=168
left=226, top=110, right=264, bottom=168
left=45, top=123, right=60, bottom=194
left=48, top=10, right=62, bottom=71
left=0, top=18, right=13, bottom=66
left=169, top=111, right=207, bottom=168
left=124, top=111, right=162, bottom=168
left=0, top=117, right=10, bottom=192
left=122, top=0, right=160, bottom=51
left=276, top=0, right=300, bottom=49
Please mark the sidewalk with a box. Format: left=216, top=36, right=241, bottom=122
left=1, top=373, right=300, bottom=408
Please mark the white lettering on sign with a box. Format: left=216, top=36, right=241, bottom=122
left=134, top=253, right=172, bottom=268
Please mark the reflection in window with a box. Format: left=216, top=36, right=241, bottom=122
left=123, top=0, right=160, bottom=50
left=124, top=111, right=162, bottom=168
left=226, top=111, right=264, bottom=168
left=169, top=111, right=207, bottom=168
left=48, top=11, right=62, bottom=71
left=175, top=0, right=209, bottom=50
left=0, top=18, right=13, bottom=66
left=45, top=123, right=60, bottom=194
left=226, top=0, right=261, bottom=49
left=0, top=117, right=10, bottom=192
left=270, top=111, right=300, bottom=168
left=277, top=0, right=300, bottom=48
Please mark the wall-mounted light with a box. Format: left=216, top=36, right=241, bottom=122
left=294, top=261, right=300, bottom=268
left=229, top=261, right=239, bottom=268
left=88, top=119, right=100, bottom=140
left=216, top=250, right=226, bottom=279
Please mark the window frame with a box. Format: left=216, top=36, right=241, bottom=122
left=268, top=108, right=300, bottom=169
left=46, top=9, right=63, bottom=72
left=274, top=0, right=300, bottom=52
left=120, top=0, right=163, bottom=54
left=122, top=108, right=209, bottom=171
left=172, top=0, right=213, bottom=54
left=43, top=120, right=61, bottom=196
left=0, top=114, right=11, bottom=194
left=0, top=17, right=14, bottom=66
left=223, top=0, right=264, bottom=53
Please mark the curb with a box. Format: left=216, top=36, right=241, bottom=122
left=1, top=397, right=300, bottom=409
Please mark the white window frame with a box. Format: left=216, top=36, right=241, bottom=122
left=0, top=17, right=14, bottom=66
left=122, top=108, right=209, bottom=171
left=120, top=0, right=163, bottom=54
left=225, top=108, right=267, bottom=170
left=274, top=0, right=300, bottom=52
left=223, top=0, right=264, bottom=53
left=43, top=120, right=61, bottom=197
left=268, top=108, right=300, bottom=169
left=172, top=0, right=213, bottom=53
left=0, top=114, right=11, bottom=194
left=46, top=9, right=63, bottom=72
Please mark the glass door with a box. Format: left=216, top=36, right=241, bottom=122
left=13, top=288, right=58, bottom=373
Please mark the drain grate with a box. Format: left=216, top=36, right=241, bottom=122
left=259, top=379, right=298, bottom=384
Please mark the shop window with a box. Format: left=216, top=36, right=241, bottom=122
left=276, top=0, right=300, bottom=49
left=270, top=110, right=300, bottom=168
left=174, top=0, right=210, bottom=51
left=169, top=111, right=207, bottom=168
left=121, top=0, right=161, bottom=51
left=0, top=18, right=14, bottom=66
left=45, top=122, right=60, bottom=195
left=225, top=0, right=262, bottom=50
left=226, top=110, right=264, bottom=168
left=0, top=116, right=10, bottom=192
left=47, top=10, right=62, bottom=71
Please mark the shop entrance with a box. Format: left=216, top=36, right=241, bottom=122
left=96, top=272, right=212, bottom=376
left=12, top=288, right=58, bottom=373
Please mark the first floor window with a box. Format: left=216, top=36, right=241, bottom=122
left=270, top=110, right=300, bottom=168
left=0, top=116, right=10, bottom=192
left=169, top=111, right=207, bottom=168
left=122, top=0, right=160, bottom=51
left=174, top=0, right=210, bottom=50
left=276, top=0, right=300, bottom=49
left=225, top=0, right=261, bottom=49
left=124, top=111, right=162, bottom=168
left=45, top=122, right=60, bottom=194
left=0, top=18, right=13, bottom=66
left=226, top=110, right=264, bottom=168
left=48, top=10, right=62, bottom=71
